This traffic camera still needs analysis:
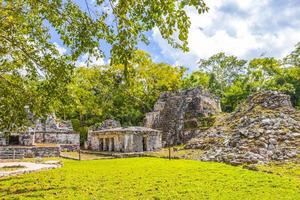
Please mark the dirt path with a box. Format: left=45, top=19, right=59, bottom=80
left=0, top=161, right=61, bottom=178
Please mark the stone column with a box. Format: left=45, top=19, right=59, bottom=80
left=108, top=138, right=112, bottom=151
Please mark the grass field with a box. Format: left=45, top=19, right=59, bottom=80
left=0, top=158, right=300, bottom=200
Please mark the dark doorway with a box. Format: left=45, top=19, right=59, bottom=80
left=142, top=137, right=147, bottom=151
left=111, top=138, right=114, bottom=151
left=105, top=138, right=109, bottom=151
left=99, top=138, right=103, bottom=151
left=9, top=135, right=19, bottom=145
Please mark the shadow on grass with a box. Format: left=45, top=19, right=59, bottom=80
left=0, top=185, right=72, bottom=198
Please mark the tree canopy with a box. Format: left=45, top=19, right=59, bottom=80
left=183, top=44, right=300, bottom=112
left=0, top=0, right=208, bottom=131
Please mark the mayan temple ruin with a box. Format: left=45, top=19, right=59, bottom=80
left=0, top=115, right=79, bottom=159
left=144, top=87, right=221, bottom=146
left=88, top=119, right=162, bottom=153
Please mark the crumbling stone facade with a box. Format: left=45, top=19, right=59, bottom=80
left=144, top=88, right=221, bottom=145
left=88, top=120, right=162, bottom=152
left=186, top=91, right=300, bottom=164
left=92, top=119, right=121, bottom=130
left=0, top=115, right=79, bottom=158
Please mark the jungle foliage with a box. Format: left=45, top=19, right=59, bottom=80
left=183, top=43, right=300, bottom=112
left=0, top=0, right=208, bottom=131
left=1, top=0, right=299, bottom=137
left=58, top=44, right=300, bottom=142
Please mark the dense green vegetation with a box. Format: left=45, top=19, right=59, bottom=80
left=0, top=0, right=208, bottom=131
left=0, top=158, right=299, bottom=199
left=60, top=44, right=300, bottom=143
left=183, top=45, right=300, bottom=112
left=1, top=1, right=300, bottom=144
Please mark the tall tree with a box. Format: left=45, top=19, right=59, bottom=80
left=182, top=71, right=210, bottom=89
left=0, top=0, right=208, bottom=130
left=198, top=52, right=247, bottom=97
left=54, top=50, right=184, bottom=142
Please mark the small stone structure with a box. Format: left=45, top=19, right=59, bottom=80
left=186, top=91, right=300, bottom=164
left=0, top=115, right=79, bottom=159
left=88, top=120, right=162, bottom=152
left=144, top=87, right=221, bottom=145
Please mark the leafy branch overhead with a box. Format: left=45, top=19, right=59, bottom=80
left=0, top=0, right=208, bottom=130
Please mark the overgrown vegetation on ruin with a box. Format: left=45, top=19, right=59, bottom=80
left=0, top=158, right=300, bottom=199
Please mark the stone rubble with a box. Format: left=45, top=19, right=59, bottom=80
left=92, top=119, right=121, bottom=131
left=29, top=114, right=73, bottom=132
left=186, top=91, right=300, bottom=165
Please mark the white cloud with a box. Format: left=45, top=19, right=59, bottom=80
left=152, top=0, right=300, bottom=71
left=53, top=43, right=105, bottom=67
left=54, top=42, right=67, bottom=55
left=75, top=53, right=105, bottom=67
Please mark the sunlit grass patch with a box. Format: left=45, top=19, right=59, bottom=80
left=0, top=157, right=300, bottom=199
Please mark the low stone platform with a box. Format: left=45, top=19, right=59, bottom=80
left=0, top=145, right=60, bottom=159
left=0, top=161, right=61, bottom=178
left=81, top=150, right=145, bottom=158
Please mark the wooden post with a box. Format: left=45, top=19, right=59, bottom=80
left=168, top=146, right=171, bottom=160
left=78, top=147, right=81, bottom=161
left=168, top=132, right=171, bottom=160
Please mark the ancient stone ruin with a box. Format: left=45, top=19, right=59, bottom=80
left=0, top=115, right=79, bottom=159
left=144, top=87, right=221, bottom=146
left=92, top=119, right=121, bottom=130
left=88, top=119, right=162, bottom=153
left=186, top=91, right=300, bottom=165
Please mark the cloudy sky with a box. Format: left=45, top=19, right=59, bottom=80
left=52, top=0, right=300, bottom=72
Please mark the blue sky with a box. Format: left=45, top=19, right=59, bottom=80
left=51, top=0, right=300, bottom=72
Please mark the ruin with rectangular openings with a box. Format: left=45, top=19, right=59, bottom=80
left=0, top=115, right=79, bottom=159
left=88, top=120, right=162, bottom=152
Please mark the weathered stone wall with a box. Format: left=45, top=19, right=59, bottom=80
left=88, top=127, right=162, bottom=152
left=19, top=132, right=35, bottom=146
left=30, top=115, right=73, bottom=132
left=147, top=133, right=163, bottom=151
left=125, top=134, right=143, bottom=152
left=0, top=146, right=60, bottom=159
left=0, top=132, right=79, bottom=149
left=34, top=132, right=79, bottom=145
left=92, top=119, right=121, bottom=130
left=144, top=87, right=221, bottom=145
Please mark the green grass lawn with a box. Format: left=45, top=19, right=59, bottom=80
left=0, top=158, right=300, bottom=200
